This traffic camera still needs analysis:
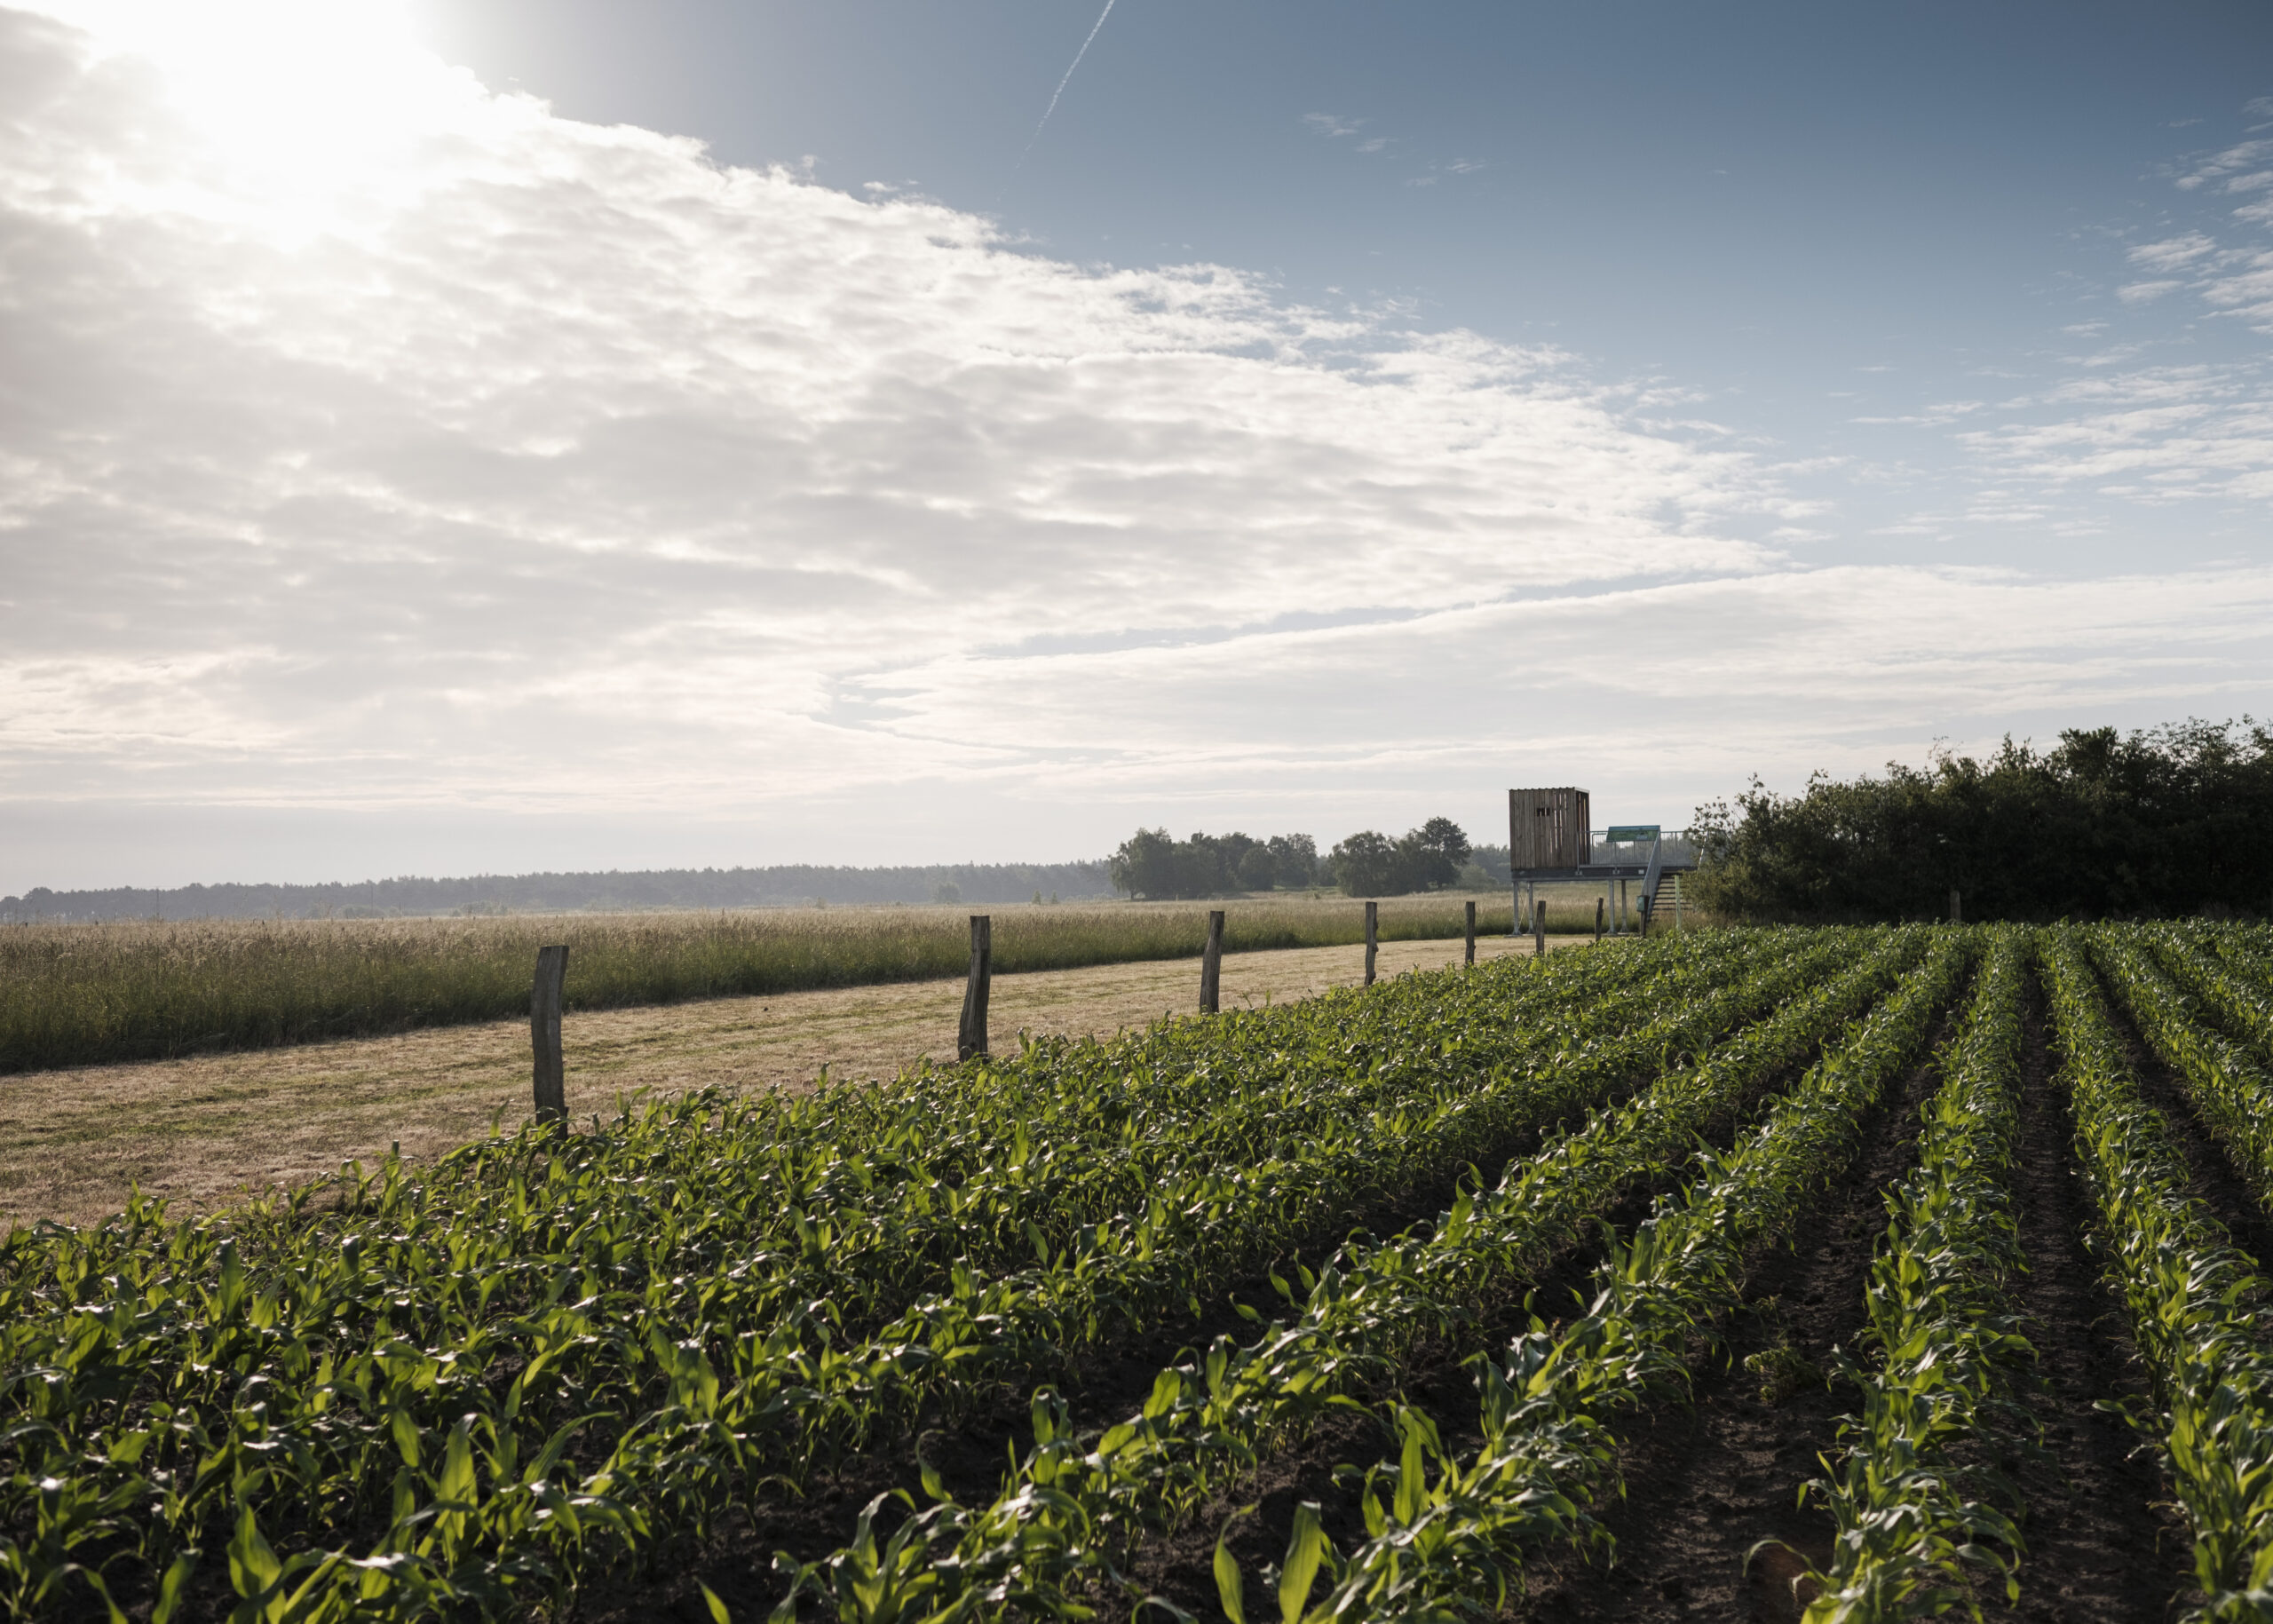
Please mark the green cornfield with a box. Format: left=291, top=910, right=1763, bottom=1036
left=9, top=921, right=2268, bottom=1620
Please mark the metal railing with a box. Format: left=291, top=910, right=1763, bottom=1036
left=1587, top=831, right=1700, bottom=868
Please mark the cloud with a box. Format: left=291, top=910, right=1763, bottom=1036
left=859, top=564, right=2273, bottom=806
left=2117, top=279, right=2183, bottom=303
left=2, top=3, right=2268, bottom=884
left=1960, top=366, right=2273, bottom=503
left=1849, top=401, right=1984, bottom=428
left=2175, top=137, right=2273, bottom=191
left=0, top=5, right=1786, bottom=828
left=1301, top=113, right=1364, bottom=139
left=2127, top=233, right=2215, bottom=271
left=2197, top=248, right=2273, bottom=331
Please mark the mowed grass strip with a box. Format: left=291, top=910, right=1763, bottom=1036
left=0, top=894, right=1523, bottom=1073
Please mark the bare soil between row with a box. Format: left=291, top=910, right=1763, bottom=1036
left=584, top=969, right=2258, bottom=1624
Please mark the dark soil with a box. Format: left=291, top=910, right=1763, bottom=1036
left=1501, top=1034, right=1943, bottom=1622
left=566, top=1073, right=1679, bottom=1624
left=1070, top=1032, right=1908, bottom=1624
left=1997, top=990, right=2196, bottom=1622
left=571, top=1050, right=1811, bottom=1624
left=1442, top=982, right=2201, bottom=1624
left=1108, top=1177, right=1669, bottom=1624
left=571, top=969, right=2223, bottom=1624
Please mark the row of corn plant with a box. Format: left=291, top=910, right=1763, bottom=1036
left=1285, top=928, right=1972, bottom=1624
left=2088, top=927, right=2273, bottom=1208
left=1782, top=926, right=2035, bottom=1620
left=2150, top=925, right=2273, bottom=1072
left=2206, top=924, right=2273, bottom=999
left=768, top=928, right=1937, bottom=1623
left=0, top=931, right=1804, bottom=1620
left=695, top=926, right=1862, bottom=1478
left=13, top=925, right=1766, bottom=1351
left=2041, top=928, right=2273, bottom=1620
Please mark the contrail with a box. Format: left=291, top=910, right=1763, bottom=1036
left=1016, top=0, right=1117, bottom=168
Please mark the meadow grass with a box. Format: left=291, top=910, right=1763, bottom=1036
left=0, top=894, right=1498, bottom=1072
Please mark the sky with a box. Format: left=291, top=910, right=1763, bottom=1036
left=3, top=1, right=2270, bottom=891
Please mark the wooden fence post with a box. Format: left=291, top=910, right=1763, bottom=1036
left=1534, top=901, right=1546, bottom=957
left=958, top=915, right=992, bottom=1060
left=531, top=945, right=568, bottom=1125
left=1950, top=888, right=1962, bottom=925
left=1509, top=879, right=1520, bottom=939
left=1464, top=899, right=1476, bottom=966
left=1364, top=900, right=1379, bottom=986
left=1595, top=897, right=1604, bottom=940
left=1200, top=909, right=1224, bottom=1012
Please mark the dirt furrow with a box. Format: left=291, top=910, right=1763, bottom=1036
left=1999, top=987, right=2194, bottom=1621
left=574, top=1037, right=1813, bottom=1624
left=569, top=1064, right=1680, bottom=1624
left=1503, top=1042, right=1942, bottom=1622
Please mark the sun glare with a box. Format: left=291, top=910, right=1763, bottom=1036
left=37, top=1, right=472, bottom=239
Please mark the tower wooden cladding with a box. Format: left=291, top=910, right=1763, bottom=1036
left=1509, top=787, right=1590, bottom=872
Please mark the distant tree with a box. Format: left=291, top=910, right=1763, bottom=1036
left=931, top=880, right=962, bottom=904
left=1111, top=828, right=1324, bottom=898
left=1215, top=831, right=1260, bottom=883
left=1394, top=817, right=1471, bottom=891
left=1329, top=830, right=1399, bottom=896
left=1415, top=817, right=1471, bottom=870
left=1267, top=833, right=1321, bottom=887
left=1109, top=828, right=1183, bottom=899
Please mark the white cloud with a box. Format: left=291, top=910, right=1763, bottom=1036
left=2117, top=279, right=2183, bottom=304
left=2198, top=247, right=2273, bottom=331
left=0, top=6, right=1783, bottom=822
left=1960, top=366, right=2273, bottom=503
left=0, top=3, right=2267, bottom=883
left=1849, top=401, right=1984, bottom=427
left=2127, top=233, right=2215, bottom=272
left=2175, top=137, right=2273, bottom=191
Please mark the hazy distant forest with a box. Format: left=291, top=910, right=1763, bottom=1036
left=3, top=830, right=1517, bottom=923
left=0, top=862, right=1120, bottom=923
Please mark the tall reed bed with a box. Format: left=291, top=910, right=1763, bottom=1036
left=0, top=897, right=1483, bottom=1072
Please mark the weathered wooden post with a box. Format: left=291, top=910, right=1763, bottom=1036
left=1464, top=899, right=1477, bottom=967
left=1950, top=888, right=1962, bottom=925
left=1534, top=901, right=1547, bottom=957
left=1364, top=899, right=1379, bottom=986
left=1595, top=897, right=1604, bottom=940
left=958, top=915, right=992, bottom=1060
left=1509, top=878, right=1521, bottom=939
left=1200, top=909, right=1224, bottom=1012
left=531, top=945, right=568, bottom=1125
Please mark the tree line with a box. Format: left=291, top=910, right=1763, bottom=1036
left=1108, top=819, right=1480, bottom=899
left=0, top=861, right=1118, bottom=923
left=1690, top=719, right=2273, bottom=921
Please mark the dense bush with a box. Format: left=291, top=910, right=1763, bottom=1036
left=1690, top=718, right=2273, bottom=921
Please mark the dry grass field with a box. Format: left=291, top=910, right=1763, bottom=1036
left=0, top=893, right=1549, bottom=1073
left=0, top=930, right=1584, bottom=1229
